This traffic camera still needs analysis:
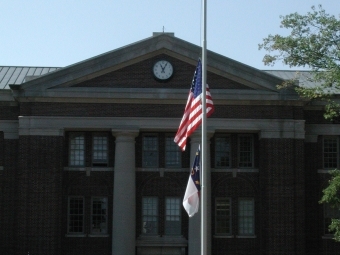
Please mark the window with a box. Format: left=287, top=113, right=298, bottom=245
left=215, top=136, right=231, bottom=168
left=324, top=203, right=340, bottom=235
left=92, top=134, right=108, bottom=167
left=213, top=134, right=255, bottom=169
left=91, top=197, right=108, bottom=234
left=140, top=133, right=184, bottom=169
left=215, top=198, right=231, bottom=235
left=69, top=133, right=85, bottom=166
left=323, top=136, right=338, bottom=169
left=215, top=197, right=255, bottom=236
left=238, top=135, right=253, bottom=168
left=68, top=197, right=84, bottom=234
left=141, top=196, right=181, bottom=236
left=238, top=198, right=254, bottom=236
left=165, top=135, right=181, bottom=168
left=165, top=197, right=181, bottom=235
left=67, top=196, right=108, bottom=236
left=68, top=132, right=110, bottom=168
left=143, top=135, right=158, bottom=168
left=142, top=197, right=158, bottom=235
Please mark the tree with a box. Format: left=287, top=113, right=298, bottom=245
left=320, top=170, right=340, bottom=241
left=259, top=5, right=340, bottom=120
left=259, top=5, right=340, bottom=241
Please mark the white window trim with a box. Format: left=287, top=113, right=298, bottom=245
left=165, top=134, right=181, bottom=168
left=215, top=197, right=232, bottom=236
left=238, top=197, right=255, bottom=236
left=69, top=132, right=85, bottom=167
left=142, top=134, right=159, bottom=168
left=142, top=196, right=159, bottom=235
left=238, top=134, right=254, bottom=168
left=215, top=135, right=231, bottom=169
left=164, top=196, right=181, bottom=236
left=92, top=133, right=109, bottom=167
left=91, top=196, right=108, bottom=235
left=323, top=136, right=339, bottom=169
left=67, top=196, right=85, bottom=235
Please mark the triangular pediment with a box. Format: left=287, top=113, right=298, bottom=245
left=70, top=54, right=251, bottom=90
left=9, top=33, right=288, bottom=102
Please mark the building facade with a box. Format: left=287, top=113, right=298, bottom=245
left=0, top=33, right=340, bottom=255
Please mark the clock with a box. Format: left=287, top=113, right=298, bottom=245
left=153, top=60, right=174, bottom=81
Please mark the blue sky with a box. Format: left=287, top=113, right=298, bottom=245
left=1, top=0, right=339, bottom=70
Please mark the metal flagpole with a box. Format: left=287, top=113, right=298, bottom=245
left=201, top=0, right=207, bottom=255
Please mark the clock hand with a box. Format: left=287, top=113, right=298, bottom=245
left=161, top=63, right=168, bottom=73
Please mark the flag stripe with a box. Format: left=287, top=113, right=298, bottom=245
left=174, top=58, right=214, bottom=151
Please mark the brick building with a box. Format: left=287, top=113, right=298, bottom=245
left=0, top=32, right=340, bottom=255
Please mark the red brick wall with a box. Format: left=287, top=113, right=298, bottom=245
left=73, top=54, right=251, bottom=90
left=259, top=138, right=305, bottom=255
left=0, top=138, right=18, bottom=254
left=16, top=136, right=64, bottom=255
left=0, top=105, right=19, bottom=119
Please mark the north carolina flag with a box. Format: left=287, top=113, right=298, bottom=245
left=183, top=145, right=201, bottom=217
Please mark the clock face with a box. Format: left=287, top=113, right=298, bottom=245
left=153, top=60, right=173, bottom=80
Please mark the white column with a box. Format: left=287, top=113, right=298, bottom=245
left=112, top=130, right=138, bottom=255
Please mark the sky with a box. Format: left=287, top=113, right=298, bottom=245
left=1, top=0, right=339, bottom=70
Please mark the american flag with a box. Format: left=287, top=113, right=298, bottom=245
left=174, top=59, right=214, bottom=151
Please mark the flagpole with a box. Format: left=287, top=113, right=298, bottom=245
left=201, top=0, right=207, bottom=255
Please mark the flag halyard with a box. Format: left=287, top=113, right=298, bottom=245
left=174, top=59, right=214, bottom=151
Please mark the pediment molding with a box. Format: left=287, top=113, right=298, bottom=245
left=9, top=34, right=288, bottom=101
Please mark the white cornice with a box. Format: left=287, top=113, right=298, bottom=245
left=18, top=116, right=305, bottom=139
left=305, top=124, right=340, bottom=142
left=0, top=120, right=19, bottom=139
left=10, top=87, right=301, bottom=104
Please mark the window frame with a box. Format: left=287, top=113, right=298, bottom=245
left=67, top=196, right=85, bottom=235
left=215, top=135, right=231, bottom=168
left=323, top=136, right=339, bottom=169
left=164, top=197, right=181, bottom=235
left=165, top=135, right=181, bottom=168
left=92, top=133, right=109, bottom=167
left=215, top=197, right=232, bottom=236
left=142, top=196, right=159, bottom=235
left=142, top=134, right=159, bottom=168
left=91, top=196, right=108, bottom=235
left=238, top=134, right=254, bottom=168
left=238, top=197, right=255, bottom=236
left=69, top=132, right=85, bottom=167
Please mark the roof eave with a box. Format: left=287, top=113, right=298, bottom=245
left=13, top=33, right=285, bottom=92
